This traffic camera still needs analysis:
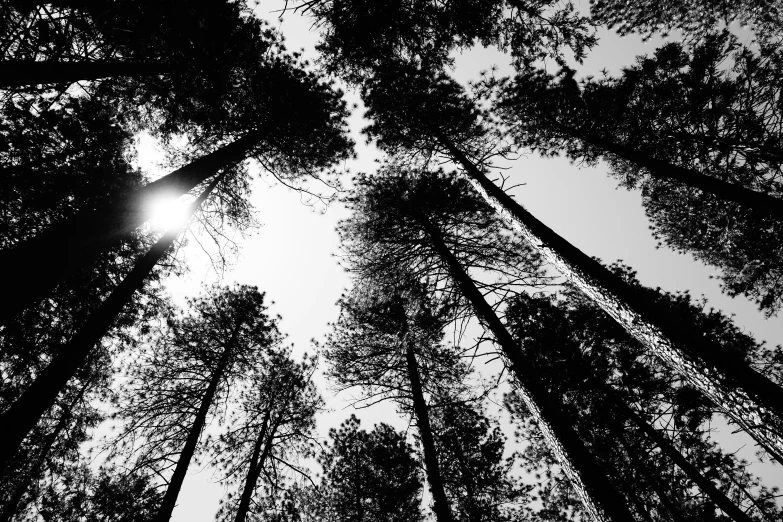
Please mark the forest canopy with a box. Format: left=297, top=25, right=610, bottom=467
left=1, top=1, right=782, bottom=521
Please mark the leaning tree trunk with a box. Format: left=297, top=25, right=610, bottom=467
left=0, top=173, right=224, bottom=473
left=0, top=128, right=268, bottom=325
left=403, top=340, right=456, bottom=522
left=615, top=431, right=688, bottom=522
left=0, top=60, right=168, bottom=88
left=619, top=403, right=756, bottom=522
left=566, top=125, right=783, bottom=221
left=234, top=410, right=281, bottom=522
left=0, top=377, right=91, bottom=522
left=153, top=335, right=234, bottom=522
left=421, top=216, right=634, bottom=522
left=437, top=134, right=783, bottom=463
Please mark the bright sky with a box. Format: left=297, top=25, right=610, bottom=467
left=136, top=1, right=783, bottom=519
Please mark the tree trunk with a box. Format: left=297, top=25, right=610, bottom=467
left=0, top=60, right=169, bottom=88
left=573, top=128, right=783, bottom=221
left=0, top=377, right=91, bottom=522
left=0, top=173, right=224, bottom=473
left=437, top=134, right=783, bottom=463
left=621, top=403, right=756, bottom=522
left=153, top=333, right=234, bottom=522
left=421, top=216, right=634, bottom=522
left=234, top=409, right=279, bottom=522
left=403, top=342, right=455, bottom=522
left=0, top=128, right=267, bottom=325
left=615, top=431, right=688, bottom=522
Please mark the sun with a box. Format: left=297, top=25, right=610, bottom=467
left=146, top=194, right=191, bottom=232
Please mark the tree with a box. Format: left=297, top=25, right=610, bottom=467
left=429, top=392, right=530, bottom=522
left=350, top=59, right=783, bottom=461
left=211, top=348, right=323, bottom=522
left=490, top=34, right=783, bottom=314
left=316, top=415, right=425, bottom=522
left=300, top=0, right=595, bottom=83
left=588, top=0, right=783, bottom=43
left=1, top=39, right=353, bottom=324
left=34, top=465, right=163, bottom=522
left=339, top=167, right=634, bottom=522
left=107, top=284, right=282, bottom=522
left=0, top=169, right=226, bottom=472
left=325, top=275, right=468, bottom=522
left=503, top=282, right=783, bottom=521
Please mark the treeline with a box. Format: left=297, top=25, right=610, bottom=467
left=1, top=0, right=783, bottom=521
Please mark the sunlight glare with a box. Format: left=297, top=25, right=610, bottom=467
left=147, top=195, right=191, bottom=232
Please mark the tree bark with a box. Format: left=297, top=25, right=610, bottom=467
left=0, top=173, right=224, bottom=473
left=421, top=216, right=634, bottom=522
left=153, top=332, right=235, bottom=522
left=437, top=134, right=783, bottom=463
left=234, top=409, right=279, bottom=522
left=0, top=60, right=169, bottom=88
left=403, top=341, right=455, bottom=522
left=0, top=128, right=267, bottom=325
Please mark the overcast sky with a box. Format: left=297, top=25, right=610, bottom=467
left=151, top=2, right=783, bottom=519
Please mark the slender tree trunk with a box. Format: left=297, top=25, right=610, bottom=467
left=558, top=123, right=783, bottom=220
left=420, top=216, right=634, bottom=522
left=234, top=410, right=279, bottom=522
left=153, top=337, right=234, bottom=522
left=616, top=431, right=688, bottom=522
left=0, top=173, right=224, bottom=473
left=0, top=128, right=267, bottom=325
left=621, top=404, right=755, bottom=522
left=0, top=377, right=91, bottom=522
left=0, top=60, right=169, bottom=87
left=403, top=341, right=455, bottom=522
left=437, top=134, right=783, bottom=462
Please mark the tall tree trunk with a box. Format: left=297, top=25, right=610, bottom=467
left=0, top=173, right=224, bottom=473
left=403, top=341, right=455, bottom=522
left=153, top=334, right=234, bottom=522
left=616, top=431, right=688, bottom=522
left=234, top=409, right=280, bottom=522
left=437, top=134, right=783, bottom=462
left=0, top=60, right=168, bottom=87
left=0, top=377, right=91, bottom=522
left=572, top=127, right=783, bottom=220
left=0, top=128, right=267, bottom=325
left=420, top=216, right=634, bottom=522
left=620, top=403, right=756, bottom=522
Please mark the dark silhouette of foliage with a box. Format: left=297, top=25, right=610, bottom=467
left=429, top=392, right=530, bottom=522
left=588, top=0, right=783, bottom=43
left=504, top=275, right=783, bottom=521
left=491, top=34, right=783, bottom=314
left=315, top=415, right=425, bottom=522
left=36, top=465, right=162, bottom=522
left=108, top=284, right=282, bottom=522
left=211, top=348, right=323, bottom=522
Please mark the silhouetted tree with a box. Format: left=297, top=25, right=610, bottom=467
left=325, top=276, right=468, bottom=522
left=34, top=465, right=162, bottom=522
left=316, top=416, right=425, bottom=522
left=0, top=170, right=226, bottom=472
left=504, top=281, right=783, bottom=521
left=339, top=167, right=633, bottom=521
left=106, top=285, right=282, bottom=522
left=211, top=348, right=323, bottom=522
left=491, top=34, right=783, bottom=314
left=429, top=391, right=529, bottom=522
left=351, top=59, right=783, bottom=461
